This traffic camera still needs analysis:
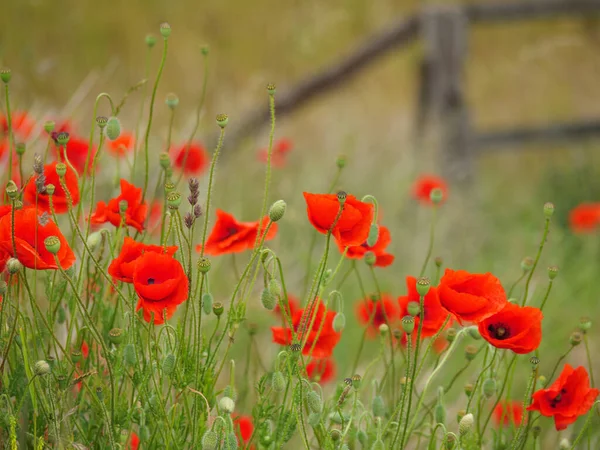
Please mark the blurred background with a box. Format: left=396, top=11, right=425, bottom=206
left=2, top=0, right=600, bottom=443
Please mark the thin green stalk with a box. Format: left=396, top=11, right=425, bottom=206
left=538, top=279, right=554, bottom=312
left=583, top=334, right=596, bottom=387
left=4, top=83, right=15, bottom=183
left=507, top=271, right=527, bottom=298
left=521, top=217, right=551, bottom=306
left=132, top=43, right=153, bottom=178
left=480, top=354, right=518, bottom=437
left=419, top=206, right=437, bottom=277
left=569, top=402, right=600, bottom=450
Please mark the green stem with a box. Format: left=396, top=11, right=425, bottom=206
left=419, top=206, right=437, bottom=277
left=521, top=218, right=551, bottom=306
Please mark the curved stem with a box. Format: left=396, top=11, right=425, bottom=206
left=521, top=218, right=551, bottom=306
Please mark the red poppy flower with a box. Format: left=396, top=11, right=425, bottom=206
left=258, top=138, right=293, bottom=167
left=108, top=237, right=178, bottom=283
left=172, top=142, right=209, bottom=174
left=133, top=251, right=188, bottom=324
left=90, top=179, right=148, bottom=232
left=197, top=209, right=278, bottom=256
left=478, top=302, right=543, bottom=354
left=0, top=112, right=34, bottom=154
left=356, top=294, right=399, bottom=337
left=107, top=132, right=135, bottom=157
left=306, top=358, right=336, bottom=384
left=0, top=206, right=75, bottom=270
left=23, top=161, right=80, bottom=214
left=271, top=299, right=341, bottom=358
left=274, top=294, right=300, bottom=319
left=233, top=415, right=253, bottom=443
left=569, top=203, right=600, bottom=234
left=528, top=364, right=599, bottom=430
left=303, top=192, right=373, bottom=247
left=398, top=276, right=449, bottom=338
left=129, top=432, right=139, bottom=450
left=412, top=175, right=448, bottom=205
left=55, top=135, right=97, bottom=175
left=81, top=341, right=89, bottom=359
left=340, top=225, right=394, bottom=267
left=493, top=400, right=524, bottom=427
left=437, top=269, right=507, bottom=324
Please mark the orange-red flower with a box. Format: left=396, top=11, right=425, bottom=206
left=0, top=112, right=35, bottom=159
left=233, top=415, right=254, bottom=444
left=128, top=432, right=139, bottom=450
left=107, top=132, right=135, bottom=157
left=108, top=237, right=178, bottom=283
left=412, top=174, right=448, bottom=205
left=306, top=358, right=336, bottom=384
left=493, top=400, right=524, bottom=427
left=274, top=294, right=300, bottom=319
left=303, top=192, right=373, bottom=247
left=172, top=142, right=209, bottom=174
left=528, top=364, right=599, bottom=430
left=478, top=302, right=543, bottom=354
left=197, top=209, right=277, bottom=256
left=340, top=225, right=394, bottom=267
left=356, top=294, right=398, bottom=337
left=271, top=300, right=341, bottom=358
left=90, top=179, right=148, bottom=232
left=258, top=138, right=293, bottom=167
left=0, top=206, right=75, bottom=270
left=133, top=252, right=188, bottom=324
left=23, top=161, right=80, bottom=214
left=569, top=203, right=600, bottom=234
left=55, top=135, right=97, bottom=175
left=398, top=276, right=449, bottom=339
left=437, top=269, right=507, bottom=323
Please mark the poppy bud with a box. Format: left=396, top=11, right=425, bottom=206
left=119, top=200, right=128, bottom=214
left=332, top=312, right=346, bottom=332
left=202, top=293, right=213, bottom=315
left=198, top=257, right=211, bottom=273
left=458, top=413, right=474, bottom=435
left=570, top=331, right=582, bottom=346
left=547, top=265, right=559, bottom=280
left=351, top=374, right=362, bottom=390
left=139, top=425, right=150, bottom=441
left=216, top=113, right=229, bottom=128
left=402, top=315, right=415, bottom=334
left=108, top=328, right=124, bottom=344
left=123, top=343, right=136, bottom=366
left=167, top=192, right=182, bottom=209
left=521, top=256, right=534, bottom=272
left=336, top=190, right=347, bottom=206
left=55, top=163, right=67, bottom=177
left=106, top=117, right=121, bottom=140
left=307, top=391, right=323, bottom=413
left=434, top=256, right=443, bottom=268
left=379, top=323, right=389, bottom=336
left=201, top=45, right=210, bottom=56
left=430, top=188, right=444, bottom=204
left=407, top=301, right=420, bottom=317
left=57, top=306, right=67, bottom=324
left=271, top=371, right=286, bottom=392
left=56, top=132, right=70, bottom=146
left=336, top=154, right=347, bottom=169
left=364, top=251, right=376, bottom=266
left=159, top=152, right=171, bottom=169
left=166, top=93, right=179, bottom=109
left=266, top=83, right=276, bottom=95
left=70, top=349, right=82, bottom=363
left=56, top=374, right=68, bottom=390
left=213, top=302, right=224, bottom=317
left=434, top=403, right=446, bottom=425
left=219, top=396, right=235, bottom=414
left=15, top=142, right=25, bottom=156
left=330, top=429, right=342, bottom=442
left=162, top=353, right=176, bottom=375
left=559, top=439, right=570, bottom=450
left=465, top=345, right=478, bottom=361
left=482, top=378, right=496, bottom=398
left=160, top=22, right=171, bottom=38
left=268, top=199, right=286, bottom=222
left=372, top=395, right=386, bottom=417
left=537, top=375, right=547, bottom=387
left=44, top=236, right=61, bottom=255
left=467, top=326, right=481, bottom=340
left=13, top=200, right=22, bottom=210
left=0, top=68, right=11, bottom=83
left=46, top=184, right=55, bottom=195
left=44, top=120, right=55, bottom=133
left=224, top=432, right=237, bottom=449
left=87, top=231, right=102, bottom=251
left=357, top=430, right=368, bottom=447
left=5, top=180, right=18, bottom=199
left=444, top=434, right=457, bottom=450
left=446, top=328, right=456, bottom=342
left=579, top=316, right=592, bottom=332
left=146, top=34, right=157, bottom=48
left=261, top=288, right=275, bottom=310
left=7, top=258, right=22, bottom=274
left=366, top=223, right=379, bottom=247
left=0, top=281, right=6, bottom=295
left=34, top=360, right=51, bottom=376
left=416, top=277, right=431, bottom=296
left=201, top=430, right=218, bottom=450
left=464, top=383, right=474, bottom=397
left=268, top=278, right=282, bottom=297
left=95, top=386, right=104, bottom=401
left=543, top=202, right=555, bottom=218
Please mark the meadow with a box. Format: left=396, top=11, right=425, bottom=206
left=1, top=1, right=600, bottom=449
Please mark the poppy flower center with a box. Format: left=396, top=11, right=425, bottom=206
left=226, top=226, right=240, bottom=237
left=147, top=278, right=155, bottom=285
left=488, top=323, right=510, bottom=340
left=550, top=388, right=567, bottom=408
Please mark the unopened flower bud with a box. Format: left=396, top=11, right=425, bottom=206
left=219, top=396, right=235, bottom=414
left=201, top=430, right=218, bottom=450
left=521, top=256, right=534, bottom=272
left=559, top=438, right=570, bottom=450
left=202, top=293, right=213, bottom=315
left=570, top=331, right=582, bottom=346
left=434, top=256, right=443, bottom=268
left=465, top=345, right=478, bottom=361
left=434, top=402, right=446, bottom=425
left=15, top=142, right=25, bottom=155
left=402, top=315, right=415, bottom=334
left=34, top=360, right=51, bottom=376
left=307, top=391, right=323, bottom=413
left=367, top=223, right=379, bottom=247
left=543, top=202, right=555, bottom=219
left=145, top=34, right=157, bottom=48
left=482, top=378, right=496, bottom=398
left=160, top=22, right=171, bottom=38
left=332, top=313, right=346, bottom=332
left=106, top=117, right=121, bottom=140
left=165, top=93, right=179, bottom=109
left=44, top=236, right=61, bottom=255
left=456, top=409, right=466, bottom=423
left=0, top=281, right=6, bottom=295
left=548, top=265, right=559, bottom=280
left=216, top=113, right=228, bottom=128
left=268, top=200, right=286, bottom=222
left=5, top=180, right=18, bottom=199
left=87, top=231, right=102, bottom=251
left=372, top=395, right=386, bottom=417
left=119, top=200, right=128, bottom=214
left=407, top=301, right=420, bottom=317
left=159, top=153, right=171, bottom=169
left=44, top=120, right=55, bottom=133
left=459, top=413, right=474, bottom=435
left=55, top=163, right=67, bottom=177
left=271, top=371, right=286, bottom=392
left=579, top=317, right=592, bottom=332
left=336, top=154, right=347, bottom=169
left=467, top=326, right=481, bottom=340
left=537, top=375, right=547, bottom=387
left=464, top=383, right=474, bottom=397
left=379, top=323, right=389, bottom=336
left=261, top=288, right=275, bottom=310
left=162, top=353, right=176, bottom=376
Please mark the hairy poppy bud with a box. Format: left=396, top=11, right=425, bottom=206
left=123, top=343, right=136, bottom=366
left=364, top=251, right=376, bottom=266
left=559, top=438, right=570, bottom=450
left=434, top=403, right=446, bottom=425
left=379, top=323, right=389, bottom=336
left=543, top=202, right=555, bottom=218
left=332, top=312, right=346, bottom=332
left=266, top=83, right=276, bottom=95
left=222, top=385, right=237, bottom=401
left=570, top=331, right=582, bottom=346
left=219, top=396, right=235, bottom=414
left=268, top=199, right=286, bottom=222
left=56, top=132, right=69, bottom=146
left=34, top=360, right=51, bottom=376
left=366, top=223, right=379, bottom=247
left=198, top=257, right=211, bottom=273
left=537, top=375, right=547, bottom=387
left=166, top=192, right=182, bottom=209
left=402, top=315, right=415, bottom=334
left=465, top=345, right=478, bottom=361
left=357, top=430, right=368, bottom=447
left=55, top=163, right=67, bottom=177
left=108, top=328, right=123, bottom=344
left=416, top=277, right=431, bottom=296
left=435, top=256, right=443, bottom=267
left=521, top=256, right=534, bottom=272
left=0, top=68, right=11, bottom=84
left=467, top=326, right=481, bottom=340
left=202, top=293, right=213, bottom=315
left=271, top=371, right=286, bottom=392
left=201, top=430, right=218, bottom=450
left=548, top=265, right=559, bottom=280
left=46, top=184, right=55, bottom=195
left=372, top=395, right=385, bottom=417
left=7, top=258, right=22, bottom=274
left=160, top=22, right=171, bottom=38
left=268, top=278, right=282, bottom=297
left=44, top=236, right=61, bottom=255
left=166, top=93, right=179, bottom=109
left=106, top=117, right=121, bottom=140
left=216, top=113, right=228, bottom=128
left=482, top=378, right=496, bottom=398
left=459, top=413, right=474, bottom=435
left=87, top=231, right=102, bottom=251
left=213, top=302, right=224, bottom=317
left=261, top=288, right=275, bottom=310
left=464, top=383, right=474, bottom=397
left=5, top=180, right=18, bottom=199
left=307, top=391, right=323, bottom=413
left=579, top=316, right=592, bottom=332
left=145, top=34, right=157, bottom=48
left=15, top=142, right=25, bottom=156
left=162, top=353, right=176, bottom=376
left=430, top=188, right=444, bottom=204
left=407, top=301, right=420, bottom=317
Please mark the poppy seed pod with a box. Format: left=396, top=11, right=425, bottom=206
left=218, top=396, right=235, bottom=414
left=7, top=258, right=23, bottom=274
left=364, top=251, right=376, bottom=266
left=44, top=236, right=61, bottom=255
left=201, top=45, right=209, bottom=55
left=336, top=154, right=347, bottom=169
left=197, top=257, right=211, bottom=273
left=165, top=93, right=179, bottom=109
left=379, top=323, right=389, bottom=336
left=108, top=328, right=124, bottom=345
left=56, top=132, right=70, bottom=146
left=213, top=302, right=224, bottom=317
left=482, top=378, right=496, bottom=398
left=159, top=152, right=171, bottom=169
left=268, top=199, right=286, bottom=222
left=145, top=34, right=157, bottom=48
left=46, top=184, right=56, bottom=195
left=407, top=301, right=420, bottom=317
left=106, top=117, right=121, bottom=140
left=44, top=120, right=55, bottom=133
left=55, top=163, right=67, bottom=177
left=435, top=256, right=443, bottom=267
left=332, top=312, right=346, bottom=332
left=160, top=22, right=171, bottom=38
left=430, top=187, right=444, bottom=204
left=0, top=281, right=7, bottom=295
left=96, top=116, right=108, bottom=128
left=416, top=277, right=431, bottom=296
left=5, top=180, right=18, bottom=199
left=266, top=83, right=276, bottom=95
left=34, top=360, right=51, bottom=376
left=402, top=315, right=415, bottom=334
left=119, top=200, right=128, bottom=214
left=0, top=68, right=11, bottom=83
left=164, top=181, right=176, bottom=193
left=465, top=345, right=478, bottom=361
left=201, top=430, right=218, bottom=450
left=70, top=349, right=82, bottom=363
left=579, top=317, right=592, bottom=332
left=15, top=142, right=25, bottom=155
left=464, top=383, right=474, bottom=397
left=352, top=374, right=362, bottom=390
left=202, top=293, right=213, bottom=315
left=458, top=413, right=474, bottom=435
left=548, top=265, right=559, bottom=280
left=521, top=256, right=534, bottom=272
left=336, top=190, right=347, bottom=206
left=216, top=113, right=228, bottom=128
left=543, top=202, right=555, bottom=218
left=570, top=332, right=582, bottom=346
left=166, top=192, right=182, bottom=209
